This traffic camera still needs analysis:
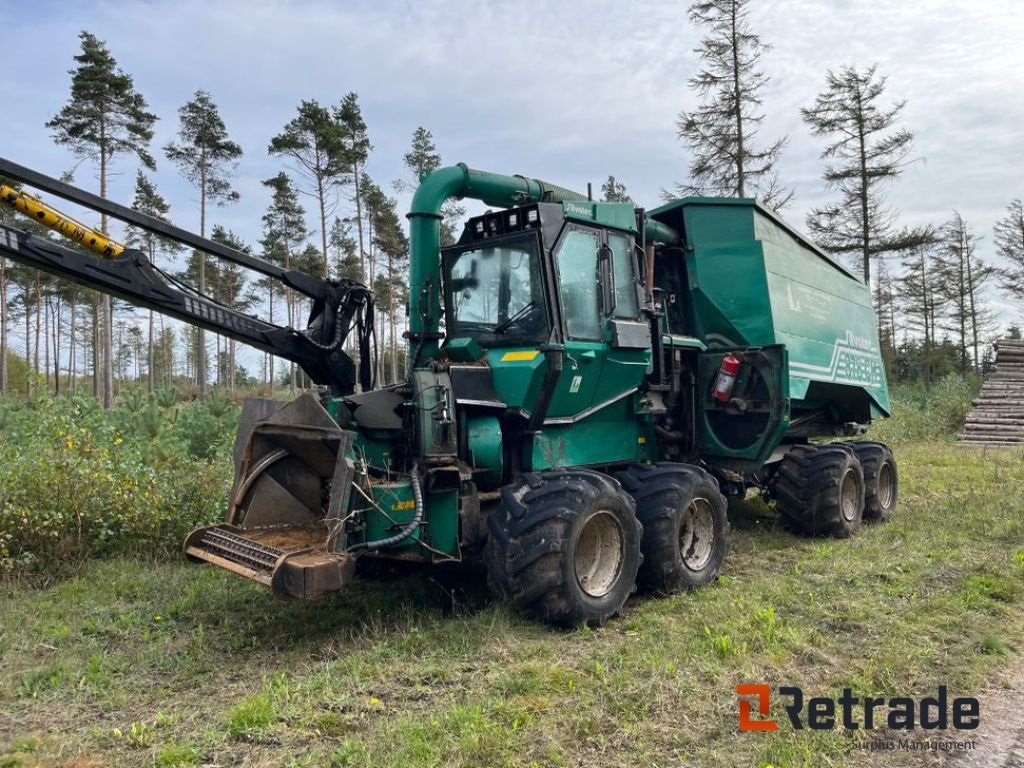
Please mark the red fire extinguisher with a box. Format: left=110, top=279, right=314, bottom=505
left=713, top=354, right=741, bottom=403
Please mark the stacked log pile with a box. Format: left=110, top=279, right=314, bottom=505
left=959, top=339, right=1024, bottom=447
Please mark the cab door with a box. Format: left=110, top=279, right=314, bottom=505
left=545, top=226, right=649, bottom=421
left=697, top=345, right=790, bottom=470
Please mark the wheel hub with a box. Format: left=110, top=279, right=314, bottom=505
left=877, top=462, right=894, bottom=508
left=574, top=510, right=625, bottom=598
left=680, top=498, right=715, bottom=571
left=840, top=468, right=859, bottom=521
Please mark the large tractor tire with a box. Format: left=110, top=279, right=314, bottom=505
left=484, top=469, right=642, bottom=628
left=771, top=444, right=865, bottom=538
left=616, top=463, right=730, bottom=593
left=849, top=441, right=898, bottom=522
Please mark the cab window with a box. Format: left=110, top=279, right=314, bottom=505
left=608, top=231, right=639, bottom=318
left=554, top=228, right=601, bottom=340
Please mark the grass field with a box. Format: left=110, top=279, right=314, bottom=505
left=2, top=441, right=1024, bottom=768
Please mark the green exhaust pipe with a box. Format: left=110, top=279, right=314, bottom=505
left=407, top=164, right=678, bottom=363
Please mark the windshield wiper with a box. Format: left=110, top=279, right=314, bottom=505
left=493, top=301, right=537, bottom=334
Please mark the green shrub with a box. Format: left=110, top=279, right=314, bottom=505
left=0, top=394, right=236, bottom=573
left=869, top=374, right=980, bottom=445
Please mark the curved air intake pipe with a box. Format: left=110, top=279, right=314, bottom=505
left=407, top=164, right=679, bottom=364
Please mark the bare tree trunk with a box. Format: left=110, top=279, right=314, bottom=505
left=103, top=296, right=114, bottom=405
left=197, top=155, right=208, bottom=398
left=53, top=294, right=61, bottom=396
left=729, top=3, right=745, bottom=197
left=91, top=292, right=100, bottom=399
left=353, top=166, right=365, bottom=388
left=24, top=294, right=31, bottom=397
left=44, top=292, right=50, bottom=393
left=0, top=255, right=7, bottom=395
left=267, top=288, right=274, bottom=394
left=285, top=249, right=296, bottom=391
left=389, top=254, right=398, bottom=384
left=34, top=272, right=41, bottom=378
left=100, top=145, right=114, bottom=408
left=68, top=296, right=77, bottom=394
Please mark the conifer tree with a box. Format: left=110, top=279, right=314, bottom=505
left=164, top=90, right=242, bottom=396
left=898, top=244, right=940, bottom=385
left=259, top=172, right=308, bottom=390
left=801, top=65, right=931, bottom=284
left=208, top=226, right=255, bottom=391
left=675, top=0, right=791, bottom=209
left=47, top=30, right=157, bottom=406
left=124, top=172, right=181, bottom=393
left=934, top=212, right=996, bottom=371
left=335, top=94, right=374, bottom=275
left=601, top=175, right=633, bottom=204
left=994, top=199, right=1024, bottom=307
left=270, top=100, right=346, bottom=281
left=398, top=126, right=464, bottom=244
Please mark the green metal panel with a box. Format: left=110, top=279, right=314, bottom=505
left=465, top=414, right=503, bottom=487
left=697, top=345, right=790, bottom=471
left=486, top=347, right=546, bottom=415
left=649, top=198, right=890, bottom=420
left=444, top=336, right=484, bottom=363
left=359, top=480, right=459, bottom=558
left=530, top=394, right=650, bottom=470
left=411, top=369, right=457, bottom=461
left=561, top=200, right=637, bottom=232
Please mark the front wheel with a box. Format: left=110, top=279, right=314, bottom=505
left=617, top=463, right=730, bottom=593
left=483, top=470, right=642, bottom=628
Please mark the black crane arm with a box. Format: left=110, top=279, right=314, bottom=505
left=0, top=158, right=375, bottom=395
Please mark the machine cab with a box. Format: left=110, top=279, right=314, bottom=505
left=440, top=202, right=647, bottom=352
left=440, top=202, right=652, bottom=442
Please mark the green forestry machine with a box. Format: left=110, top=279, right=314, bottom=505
left=0, top=157, right=898, bottom=627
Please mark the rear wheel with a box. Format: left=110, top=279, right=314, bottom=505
left=483, top=469, right=642, bottom=628
left=771, top=444, right=865, bottom=538
left=850, top=442, right=898, bottom=522
left=617, top=463, right=730, bottom=593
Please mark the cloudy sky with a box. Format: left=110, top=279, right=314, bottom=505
left=3, top=0, right=1023, bottom=337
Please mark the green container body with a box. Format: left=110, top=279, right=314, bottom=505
left=650, top=198, right=891, bottom=418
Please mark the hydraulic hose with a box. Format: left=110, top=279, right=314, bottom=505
left=350, top=463, right=424, bottom=552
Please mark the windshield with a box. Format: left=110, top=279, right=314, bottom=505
left=443, top=234, right=549, bottom=345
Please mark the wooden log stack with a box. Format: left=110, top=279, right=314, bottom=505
left=958, top=339, right=1024, bottom=447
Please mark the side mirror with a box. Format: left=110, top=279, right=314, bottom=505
left=598, top=243, right=616, bottom=316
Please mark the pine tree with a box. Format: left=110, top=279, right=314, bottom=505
left=364, top=184, right=408, bottom=383
left=397, top=126, right=464, bottom=245
left=208, top=226, right=255, bottom=392
left=259, top=173, right=308, bottom=390
left=1, top=198, right=10, bottom=394
left=335, top=94, right=374, bottom=276
left=874, top=257, right=898, bottom=377
left=124, top=172, right=181, bottom=394
left=47, top=30, right=157, bottom=407
left=675, top=0, right=791, bottom=209
left=269, top=100, right=347, bottom=281
left=164, top=90, right=242, bottom=397
left=934, top=212, right=996, bottom=372
left=994, top=199, right=1024, bottom=306
left=898, top=244, right=941, bottom=386
left=801, top=65, right=932, bottom=285
left=601, top=175, right=633, bottom=204
left=329, top=217, right=362, bottom=283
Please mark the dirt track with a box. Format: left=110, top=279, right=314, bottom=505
left=946, top=661, right=1024, bottom=768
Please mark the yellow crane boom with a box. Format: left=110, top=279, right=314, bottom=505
left=0, top=183, right=124, bottom=258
